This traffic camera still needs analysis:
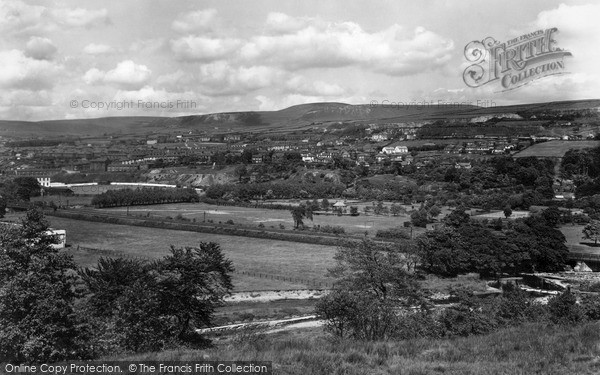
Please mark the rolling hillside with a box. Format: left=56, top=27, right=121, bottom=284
left=1, top=99, right=599, bottom=138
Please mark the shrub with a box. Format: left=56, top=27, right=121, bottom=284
left=586, top=282, right=600, bottom=293
left=226, top=219, right=235, bottom=225
left=438, top=304, right=498, bottom=337
left=375, top=228, right=410, bottom=240
left=580, top=294, right=600, bottom=321
left=318, top=225, right=345, bottom=235
left=547, top=289, right=586, bottom=325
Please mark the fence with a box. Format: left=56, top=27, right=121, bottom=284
left=569, top=252, right=600, bottom=261
left=73, top=245, right=333, bottom=289
left=235, top=270, right=333, bottom=289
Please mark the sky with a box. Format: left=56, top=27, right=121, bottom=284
left=1, top=0, right=599, bottom=121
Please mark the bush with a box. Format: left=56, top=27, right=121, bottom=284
left=226, top=219, right=235, bottom=225
left=547, top=290, right=586, bottom=325
left=318, top=225, right=346, bottom=235
left=438, top=304, right=498, bottom=337
left=375, top=228, right=410, bottom=240
left=580, top=294, right=600, bottom=320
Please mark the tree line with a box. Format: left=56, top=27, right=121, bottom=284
left=205, top=181, right=346, bottom=201
left=316, top=235, right=598, bottom=342
left=91, top=187, right=199, bottom=207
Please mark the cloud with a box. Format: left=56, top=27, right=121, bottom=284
left=284, top=75, right=346, bottom=97
left=530, top=3, right=600, bottom=81
left=239, top=14, right=454, bottom=75
left=0, top=1, right=109, bottom=35
left=495, top=3, right=600, bottom=101
left=24, top=36, right=57, bottom=60
left=0, top=49, right=61, bottom=90
left=83, top=60, right=152, bottom=90
left=172, top=9, right=218, bottom=33
left=111, top=86, right=210, bottom=115
left=0, top=0, right=50, bottom=35
left=51, top=7, right=109, bottom=28
left=83, top=43, right=114, bottom=55
left=170, top=36, right=240, bottom=61
left=156, top=70, right=189, bottom=92
left=264, top=12, right=313, bottom=34
left=0, top=89, right=52, bottom=107
left=197, top=62, right=283, bottom=95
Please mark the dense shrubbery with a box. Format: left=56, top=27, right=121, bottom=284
left=205, top=181, right=346, bottom=201
left=375, top=227, right=411, bottom=240
left=416, top=207, right=569, bottom=277
left=316, top=238, right=600, bottom=342
left=92, top=187, right=199, bottom=207
left=315, top=225, right=346, bottom=235
left=0, top=208, right=234, bottom=361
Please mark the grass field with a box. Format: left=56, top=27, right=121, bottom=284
left=46, top=216, right=337, bottom=291
left=472, top=210, right=530, bottom=219
left=514, top=140, right=600, bottom=158
left=97, top=201, right=429, bottom=236
left=560, top=224, right=600, bottom=254
left=110, top=322, right=600, bottom=375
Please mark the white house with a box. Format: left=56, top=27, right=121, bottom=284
left=371, top=133, right=389, bottom=142
left=381, top=146, right=409, bottom=155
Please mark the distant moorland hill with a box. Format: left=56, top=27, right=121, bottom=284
left=1, top=99, right=599, bottom=138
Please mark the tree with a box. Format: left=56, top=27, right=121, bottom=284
left=316, top=240, right=424, bottom=340
left=583, top=219, right=600, bottom=244
left=390, top=203, right=403, bottom=216
left=6, top=177, right=42, bottom=201
left=411, top=209, right=429, bottom=228
left=0, top=196, right=6, bottom=218
left=234, top=165, right=248, bottom=182
left=80, top=243, right=234, bottom=353
left=503, top=206, right=512, bottom=218
left=507, top=216, right=569, bottom=272
left=443, top=206, right=471, bottom=228
left=321, top=198, right=330, bottom=212
left=290, top=204, right=313, bottom=228
left=349, top=206, right=359, bottom=216
left=428, top=205, right=441, bottom=218
left=547, top=289, right=585, bottom=325
left=0, top=208, right=91, bottom=362
left=541, top=206, right=561, bottom=227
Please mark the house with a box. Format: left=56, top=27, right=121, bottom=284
left=455, top=162, right=472, bottom=169
left=302, top=153, right=316, bottom=163
left=371, top=133, right=389, bottom=142
left=375, top=154, right=390, bottom=163
left=224, top=134, right=241, bottom=142
left=333, top=201, right=347, bottom=214
left=89, top=158, right=109, bottom=172
left=381, top=145, right=408, bottom=155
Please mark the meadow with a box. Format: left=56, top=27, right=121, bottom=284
left=111, top=322, right=600, bottom=375
left=514, top=140, right=600, bottom=158
left=561, top=224, right=595, bottom=253
left=97, top=201, right=425, bottom=236
left=46, top=216, right=337, bottom=291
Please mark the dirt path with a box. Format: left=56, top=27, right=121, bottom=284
left=225, top=289, right=328, bottom=303
left=197, top=315, right=319, bottom=334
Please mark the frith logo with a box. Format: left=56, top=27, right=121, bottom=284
left=463, top=28, right=572, bottom=91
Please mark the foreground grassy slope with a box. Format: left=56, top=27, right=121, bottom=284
left=110, top=322, right=600, bottom=375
